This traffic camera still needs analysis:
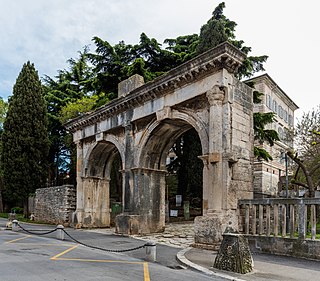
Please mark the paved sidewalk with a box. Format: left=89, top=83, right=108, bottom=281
left=178, top=247, right=320, bottom=281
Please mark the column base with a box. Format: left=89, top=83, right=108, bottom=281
left=115, top=214, right=165, bottom=235
left=194, top=210, right=238, bottom=249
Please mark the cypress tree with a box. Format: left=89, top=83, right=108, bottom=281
left=2, top=62, right=49, bottom=214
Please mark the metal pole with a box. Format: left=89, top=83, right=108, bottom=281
left=285, top=153, right=289, bottom=198
left=285, top=153, right=290, bottom=233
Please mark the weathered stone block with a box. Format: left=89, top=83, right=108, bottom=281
left=214, top=228, right=253, bottom=274
left=194, top=211, right=238, bottom=250
left=118, top=74, right=144, bottom=97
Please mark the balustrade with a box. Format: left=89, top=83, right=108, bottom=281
left=239, top=198, right=320, bottom=240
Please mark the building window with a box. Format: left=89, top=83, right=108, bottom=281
left=288, top=114, right=293, bottom=126
left=278, top=105, right=283, bottom=118
left=278, top=127, right=284, bottom=140
left=266, top=95, right=272, bottom=109
left=284, top=110, right=288, bottom=122
left=273, top=100, right=278, bottom=113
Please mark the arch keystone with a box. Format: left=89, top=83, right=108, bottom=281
left=156, top=106, right=171, bottom=121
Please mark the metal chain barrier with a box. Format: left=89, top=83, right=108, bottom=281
left=16, top=222, right=154, bottom=253
left=17, top=223, right=58, bottom=236
left=62, top=229, right=148, bottom=253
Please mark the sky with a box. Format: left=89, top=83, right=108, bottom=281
left=0, top=0, right=319, bottom=120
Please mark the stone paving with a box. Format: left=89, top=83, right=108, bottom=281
left=87, top=221, right=195, bottom=248
left=132, top=221, right=194, bottom=248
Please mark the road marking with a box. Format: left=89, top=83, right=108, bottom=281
left=51, top=245, right=79, bottom=260
left=53, top=258, right=151, bottom=281
left=9, top=243, right=75, bottom=247
left=143, top=262, right=150, bottom=281
left=53, top=257, right=144, bottom=264
left=5, top=235, right=31, bottom=244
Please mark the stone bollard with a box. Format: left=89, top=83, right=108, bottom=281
left=213, top=227, right=253, bottom=274
left=56, top=225, right=65, bottom=240
left=145, top=241, right=156, bottom=262
left=12, top=220, right=19, bottom=232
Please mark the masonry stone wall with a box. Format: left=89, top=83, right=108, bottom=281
left=34, top=185, right=76, bottom=225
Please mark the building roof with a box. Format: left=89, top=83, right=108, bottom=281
left=245, top=73, right=299, bottom=111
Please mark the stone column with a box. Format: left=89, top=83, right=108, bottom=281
left=74, top=140, right=84, bottom=226
left=82, top=177, right=111, bottom=227
left=205, top=85, right=226, bottom=212
left=194, top=85, right=235, bottom=249
left=116, top=167, right=166, bottom=234
left=123, top=122, right=134, bottom=212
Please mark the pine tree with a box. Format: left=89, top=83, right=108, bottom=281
left=2, top=62, right=49, bottom=214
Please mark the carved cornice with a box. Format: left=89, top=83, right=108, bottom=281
left=65, top=42, right=246, bottom=133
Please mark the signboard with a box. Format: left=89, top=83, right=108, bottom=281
left=170, top=210, right=178, bottom=217
left=176, top=195, right=182, bottom=207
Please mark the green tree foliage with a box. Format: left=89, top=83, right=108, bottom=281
left=2, top=62, right=49, bottom=212
left=287, top=107, right=320, bottom=197
left=43, top=47, right=94, bottom=185
left=167, top=129, right=203, bottom=208
left=196, top=2, right=268, bottom=79
left=0, top=98, right=8, bottom=130
left=0, top=97, right=8, bottom=211
left=59, top=95, right=98, bottom=124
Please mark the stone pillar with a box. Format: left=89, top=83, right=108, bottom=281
left=74, top=141, right=84, bottom=227
left=80, top=177, right=111, bottom=227
left=194, top=85, right=238, bottom=248
left=116, top=168, right=166, bottom=234
left=205, top=85, right=226, bottom=212
left=123, top=123, right=134, bottom=212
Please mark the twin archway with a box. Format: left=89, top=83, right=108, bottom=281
left=82, top=110, right=208, bottom=228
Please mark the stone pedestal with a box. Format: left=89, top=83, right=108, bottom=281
left=213, top=228, right=253, bottom=274
left=194, top=211, right=238, bottom=250
left=115, top=213, right=164, bottom=235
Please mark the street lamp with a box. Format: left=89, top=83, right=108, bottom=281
left=281, top=151, right=289, bottom=198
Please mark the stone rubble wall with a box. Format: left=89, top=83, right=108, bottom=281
left=34, top=185, right=76, bottom=225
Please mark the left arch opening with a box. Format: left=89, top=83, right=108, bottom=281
left=84, top=141, right=123, bottom=227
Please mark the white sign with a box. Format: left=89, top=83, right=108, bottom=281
left=170, top=210, right=178, bottom=217
left=176, top=195, right=182, bottom=207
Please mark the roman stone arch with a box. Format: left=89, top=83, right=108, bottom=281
left=66, top=42, right=254, bottom=247
left=136, top=109, right=209, bottom=169
left=136, top=115, right=205, bottom=225
left=75, top=139, right=124, bottom=227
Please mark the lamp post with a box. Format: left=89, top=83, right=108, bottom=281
left=285, top=152, right=289, bottom=198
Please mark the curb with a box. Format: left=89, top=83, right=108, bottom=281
left=176, top=247, right=246, bottom=281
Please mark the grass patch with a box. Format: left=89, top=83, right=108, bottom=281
left=0, top=213, right=33, bottom=223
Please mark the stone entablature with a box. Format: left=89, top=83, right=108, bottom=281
left=65, top=42, right=246, bottom=135
left=66, top=42, right=254, bottom=248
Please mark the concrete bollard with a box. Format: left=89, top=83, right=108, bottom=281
left=56, top=225, right=65, bottom=240
left=12, top=220, right=19, bottom=232
left=145, top=241, right=156, bottom=262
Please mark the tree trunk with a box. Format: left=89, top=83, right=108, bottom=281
left=23, top=198, right=29, bottom=218
left=0, top=191, right=3, bottom=213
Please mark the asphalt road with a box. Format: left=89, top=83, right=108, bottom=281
left=0, top=220, right=227, bottom=281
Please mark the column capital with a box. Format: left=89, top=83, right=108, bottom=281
left=206, top=85, right=226, bottom=106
